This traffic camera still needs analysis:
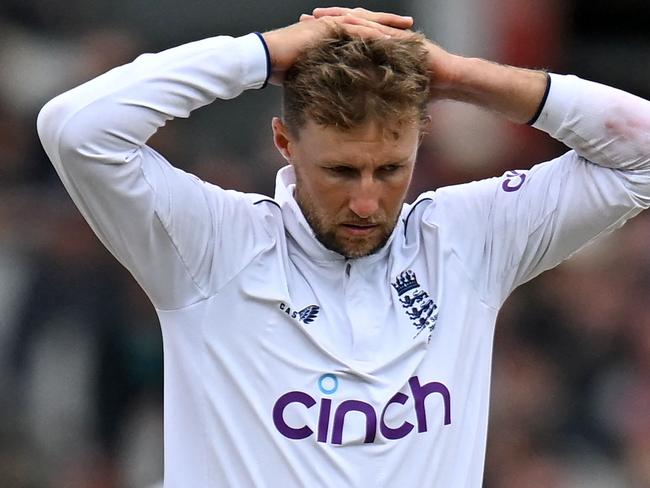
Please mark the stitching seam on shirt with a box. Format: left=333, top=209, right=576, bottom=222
left=447, top=246, right=499, bottom=312
left=138, top=160, right=210, bottom=303
left=154, top=226, right=278, bottom=313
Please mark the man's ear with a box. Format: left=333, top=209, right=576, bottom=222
left=418, top=115, right=432, bottom=145
left=272, top=117, right=294, bottom=162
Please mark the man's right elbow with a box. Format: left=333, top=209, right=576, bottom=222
left=37, top=94, right=86, bottom=162
left=37, top=95, right=66, bottom=155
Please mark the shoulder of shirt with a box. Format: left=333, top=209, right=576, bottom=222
left=249, top=194, right=282, bottom=211
left=404, top=177, right=503, bottom=228
left=189, top=179, right=283, bottom=237
left=190, top=178, right=280, bottom=212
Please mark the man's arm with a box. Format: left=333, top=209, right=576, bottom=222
left=426, top=19, right=650, bottom=301
left=427, top=49, right=650, bottom=173
left=37, top=15, right=415, bottom=310
left=427, top=56, right=549, bottom=125
left=37, top=34, right=271, bottom=310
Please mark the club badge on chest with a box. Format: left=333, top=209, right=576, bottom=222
left=391, top=269, right=439, bottom=342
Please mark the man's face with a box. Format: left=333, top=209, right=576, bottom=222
left=273, top=117, right=420, bottom=258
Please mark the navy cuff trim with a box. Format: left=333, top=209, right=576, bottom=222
left=526, top=72, right=552, bottom=126
left=253, top=32, right=271, bottom=89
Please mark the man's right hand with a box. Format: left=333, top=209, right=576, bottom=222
left=262, top=8, right=414, bottom=85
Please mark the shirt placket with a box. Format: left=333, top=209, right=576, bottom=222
left=343, top=261, right=382, bottom=363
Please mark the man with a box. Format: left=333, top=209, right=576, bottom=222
left=37, top=7, right=650, bottom=487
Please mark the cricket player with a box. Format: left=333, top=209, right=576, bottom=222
left=37, top=7, right=650, bottom=487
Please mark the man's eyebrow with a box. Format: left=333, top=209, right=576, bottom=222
left=320, top=158, right=411, bottom=166
left=382, top=159, right=410, bottom=165
left=320, top=160, right=352, bottom=166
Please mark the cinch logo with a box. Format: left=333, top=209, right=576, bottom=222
left=272, top=374, right=451, bottom=445
left=501, top=170, right=527, bottom=192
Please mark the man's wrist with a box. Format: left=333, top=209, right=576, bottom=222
left=253, top=32, right=272, bottom=88
left=260, top=28, right=291, bottom=86
left=525, top=72, right=552, bottom=126
left=235, top=33, right=272, bottom=90
left=440, top=56, right=550, bottom=124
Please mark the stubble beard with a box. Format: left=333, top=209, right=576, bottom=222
left=295, top=186, right=398, bottom=259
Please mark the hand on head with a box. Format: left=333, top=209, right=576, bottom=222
left=308, top=7, right=458, bottom=97
left=262, top=7, right=416, bottom=86
left=263, top=7, right=457, bottom=99
left=307, top=7, right=414, bottom=31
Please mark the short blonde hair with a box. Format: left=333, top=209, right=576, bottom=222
left=282, top=28, right=430, bottom=137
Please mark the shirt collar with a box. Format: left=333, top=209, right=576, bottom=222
left=273, top=165, right=403, bottom=264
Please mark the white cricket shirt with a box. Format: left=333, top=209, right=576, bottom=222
left=37, top=33, right=650, bottom=487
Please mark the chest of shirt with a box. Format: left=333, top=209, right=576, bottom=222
left=201, top=241, right=495, bottom=381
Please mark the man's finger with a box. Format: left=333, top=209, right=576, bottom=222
left=337, top=15, right=413, bottom=39
left=351, top=7, right=414, bottom=29
left=313, top=7, right=413, bottom=29
left=342, top=24, right=392, bottom=41
left=299, top=14, right=314, bottom=22
left=312, top=7, right=352, bottom=18
left=310, top=15, right=393, bottom=41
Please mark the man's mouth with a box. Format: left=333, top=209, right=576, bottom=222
left=340, top=223, right=380, bottom=236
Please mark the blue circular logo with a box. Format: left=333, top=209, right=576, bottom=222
left=318, top=373, right=339, bottom=395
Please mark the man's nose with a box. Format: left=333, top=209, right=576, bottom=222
left=349, top=178, right=380, bottom=218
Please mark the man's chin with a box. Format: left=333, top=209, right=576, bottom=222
left=307, top=216, right=396, bottom=259
left=342, top=246, right=380, bottom=259
left=329, top=234, right=389, bottom=259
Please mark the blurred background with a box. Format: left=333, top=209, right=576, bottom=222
left=0, top=1, right=649, bottom=487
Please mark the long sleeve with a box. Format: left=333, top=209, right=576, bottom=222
left=37, top=33, right=274, bottom=310
left=533, top=74, right=650, bottom=174
left=423, top=74, right=650, bottom=307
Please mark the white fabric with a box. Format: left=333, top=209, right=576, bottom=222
left=38, top=33, right=650, bottom=487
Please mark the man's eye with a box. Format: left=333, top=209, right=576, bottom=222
left=380, top=165, right=400, bottom=173
left=327, top=166, right=354, bottom=175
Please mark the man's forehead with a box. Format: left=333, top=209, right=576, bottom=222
left=301, top=117, right=421, bottom=144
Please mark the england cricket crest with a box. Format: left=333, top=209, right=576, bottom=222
left=391, top=269, right=438, bottom=342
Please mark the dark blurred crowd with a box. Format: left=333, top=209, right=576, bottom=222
left=0, top=1, right=648, bottom=487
